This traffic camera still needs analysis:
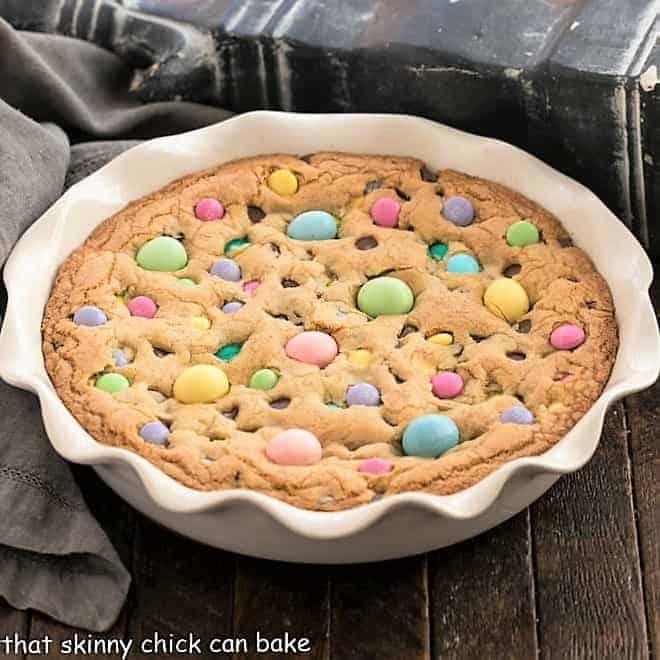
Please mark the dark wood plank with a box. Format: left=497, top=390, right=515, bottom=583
left=330, top=555, right=429, bottom=660
left=532, top=403, right=649, bottom=659
left=233, top=558, right=329, bottom=659
left=125, top=514, right=236, bottom=659
left=0, top=599, right=29, bottom=660
left=429, top=509, right=537, bottom=659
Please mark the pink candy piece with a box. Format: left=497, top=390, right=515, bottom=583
left=242, top=279, right=261, bottom=293
left=370, top=196, right=401, bottom=228
left=358, top=457, right=392, bottom=475
left=194, top=197, right=224, bottom=221
left=285, top=331, right=338, bottom=367
left=431, top=371, right=464, bottom=399
left=550, top=323, right=585, bottom=350
left=127, top=295, right=157, bottom=318
left=266, top=429, right=323, bottom=466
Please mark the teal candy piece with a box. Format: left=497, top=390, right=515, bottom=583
left=215, top=342, right=243, bottom=361
left=287, top=210, right=338, bottom=240
left=325, top=402, right=342, bottom=408
left=446, top=253, right=480, bottom=274
left=402, top=414, right=459, bottom=458
left=357, top=276, right=414, bottom=317
left=136, top=236, right=188, bottom=271
left=428, top=242, right=448, bottom=260
left=224, top=236, right=249, bottom=254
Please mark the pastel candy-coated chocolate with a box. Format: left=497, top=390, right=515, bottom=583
left=210, top=257, right=241, bottom=281
left=194, top=197, right=224, bottom=221
left=346, top=382, right=380, bottom=406
left=222, top=301, right=244, bottom=314
left=442, top=196, right=474, bottom=226
left=190, top=316, right=211, bottom=330
left=357, top=276, right=414, bottom=317
left=249, top=368, right=279, bottom=390
left=224, top=237, right=249, bottom=254
left=446, top=253, right=479, bottom=274
left=267, top=168, right=298, bottom=196
left=483, top=278, right=530, bottom=323
left=173, top=365, right=229, bottom=404
left=428, top=242, right=448, bottom=260
left=347, top=349, right=372, bottom=367
left=358, top=457, right=392, bottom=475
left=127, top=296, right=157, bottom=318
left=431, top=371, right=464, bottom=398
left=73, top=305, right=107, bottom=326
left=285, top=331, right=338, bottom=367
left=402, top=414, right=460, bottom=458
left=287, top=210, right=338, bottom=241
left=506, top=220, right=539, bottom=247
left=500, top=405, right=534, bottom=424
left=112, top=348, right=130, bottom=367
left=139, top=421, right=169, bottom=445
left=266, top=429, right=322, bottom=466
left=215, top=343, right=242, bottom=361
left=370, top=196, right=401, bottom=227
left=243, top=279, right=261, bottom=293
left=550, top=323, right=585, bottom=350
left=178, top=278, right=197, bottom=287
left=428, top=332, right=453, bottom=346
left=136, top=236, right=188, bottom=271
left=95, top=373, right=129, bottom=394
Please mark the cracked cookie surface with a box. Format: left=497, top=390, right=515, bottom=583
left=42, top=152, right=618, bottom=510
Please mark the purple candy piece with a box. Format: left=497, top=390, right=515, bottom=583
left=346, top=382, right=380, bottom=407
left=210, top=257, right=241, bottom=281
left=500, top=405, right=534, bottom=425
left=73, top=305, right=107, bottom=326
left=442, top=196, right=474, bottom=227
left=222, top=301, right=244, bottom=314
left=139, top=421, right=169, bottom=445
left=112, top=348, right=130, bottom=367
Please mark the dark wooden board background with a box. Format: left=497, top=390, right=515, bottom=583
left=0, top=276, right=657, bottom=659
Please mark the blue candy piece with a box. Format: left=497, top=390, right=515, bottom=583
left=210, top=257, right=241, bottom=281
left=500, top=405, right=534, bottom=425
left=287, top=210, right=338, bottom=240
left=402, top=414, right=459, bottom=458
left=73, top=305, right=107, bottom=326
left=139, top=421, right=169, bottom=446
left=222, top=301, right=244, bottom=314
left=112, top=348, right=130, bottom=367
left=346, top=382, right=380, bottom=406
left=442, top=195, right=474, bottom=226
left=446, top=253, right=480, bottom=274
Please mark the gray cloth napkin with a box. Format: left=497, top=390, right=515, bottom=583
left=0, top=17, right=231, bottom=631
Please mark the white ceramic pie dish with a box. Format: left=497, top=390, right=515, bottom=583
left=1, top=112, right=658, bottom=563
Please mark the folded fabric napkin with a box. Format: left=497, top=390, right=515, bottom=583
left=0, top=17, right=231, bottom=631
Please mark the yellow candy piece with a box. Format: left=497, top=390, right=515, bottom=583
left=548, top=401, right=565, bottom=413
left=173, top=365, right=229, bottom=404
left=428, top=332, right=453, bottom=346
left=348, top=349, right=372, bottom=367
left=415, top=357, right=435, bottom=374
left=483, top=278, right=530, bottom=323
left=267, top=168, right=298, bottom=196
left=190, top=316, right=211, bottom=330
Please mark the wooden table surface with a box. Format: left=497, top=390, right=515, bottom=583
left=1, top=275, right=657, bottom=660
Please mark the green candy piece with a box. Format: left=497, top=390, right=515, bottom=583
left=224, top=237, right=249, bottom=254
left=95, top=373, right=130, bottom=393
left=178, top=277, right=197, bottom=287
left=506, top=220, right=539, bottom=247
left=136, top=236, right=188, bottom=271
left=249, top=368, right=279, bottom=390
left=357, top=276, right=414, bottom=317
left=215, top=342, right=243, bottom=361
left=428, top=242, right=448, bottom=260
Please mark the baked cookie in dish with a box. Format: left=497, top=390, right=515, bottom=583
left=42, top=152, right=618, bottom=511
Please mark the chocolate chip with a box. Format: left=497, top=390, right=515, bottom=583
left=516, top=319, right=532, bottom=334
left=585, top=300, right=597, bottom=309
left=558, top=236, right=573, bottom=248
left=506, top=351, right=526, bottom=361
left=269, top=243, right=281, bottom=255
left=420, top=165, right=438, bottom=182
left=356, top=236, right=378, bottom=250
left=399, top=324, right=417, bottom=338
left=247, top=206, right=266, bottom=223
left=364, top=180, right=381, bottom=194
left=153, top=347, right=171, bottom=357
left=395, top=187, right=410, bottom=201
left=222, top=407, right=238, bottom=420
left=503, top=264, right=522, bottom=278
left=270, top=398, right=290, bottom=409
left=470, top=334, right=488, bottom=343
left=282, top=278, right=299, bottom=288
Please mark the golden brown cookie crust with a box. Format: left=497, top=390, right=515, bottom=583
left=42, top=152, right=618, bottom=510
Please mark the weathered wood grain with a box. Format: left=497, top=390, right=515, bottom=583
left=532, top=403, right=649, bottom=659
left=233, top=559, right=329, bottom=659
left=429, top=509, right=537, bottom=659
left=0, top=599, right=28, bottom=660
left=330, top=556, right=429, bottom=659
